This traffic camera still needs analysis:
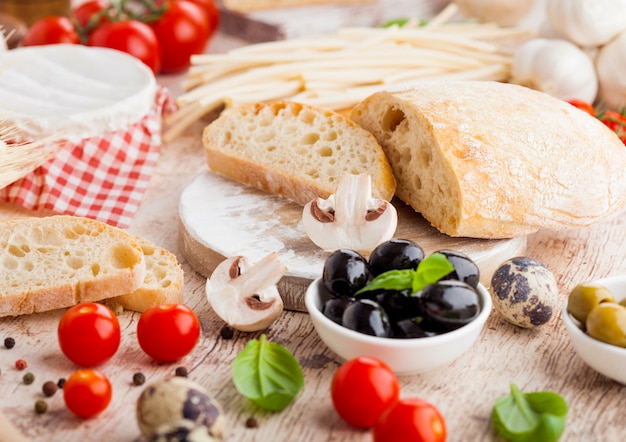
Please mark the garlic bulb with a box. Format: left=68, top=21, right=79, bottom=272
left=596, top=31, right=626, bottom=110
left=510, top=38, right=597, bottom=103
left=546, top=0, right=626, bottom=47
left=454, top=0, right=534, bottom=27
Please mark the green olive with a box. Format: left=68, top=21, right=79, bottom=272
left=586, top=303, right=626, bottom=348
left=567, top=284, right=614, bottom=324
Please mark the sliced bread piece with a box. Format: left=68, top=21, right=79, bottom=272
left=104, top=237, right=184, bottom=313
left=0, top=215, right=146, bottom=317
left=350, top=81, right=626, bottom=238
left=202, top=101, right=396, bottom=205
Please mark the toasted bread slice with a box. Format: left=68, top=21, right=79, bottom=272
left=0, top=215, right=146, bottom=317
left=202, top=101, right=396, bottom=205
left=104, top=237, right=184, bottom=313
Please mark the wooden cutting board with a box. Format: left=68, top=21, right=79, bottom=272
left=179, top=171, right=527, bottom=311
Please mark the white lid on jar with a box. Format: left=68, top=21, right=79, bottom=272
left=0, top=44, right=157, bottom=142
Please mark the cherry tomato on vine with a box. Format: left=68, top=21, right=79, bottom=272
left=180, top=0, right=220, bottom=37
left=566, top=99, right=596, bottom=117
left=58, top=302, right=120, bottom=367
left=63, top=369, right=113, bottom=418
left=71, top=0, right=111, bottom=32
left=331, top=357, right=400, bottom=428
left=21, top=16, right=80, bottom=46
left=599, top=110, right=626, bottom=145
left=373, top=398, right=447, bottom=442
left=150, top=1, right=211, bottom=73
left=88, top=20, right=161, bottom=74
left=137, top=304, right=201, bottom=363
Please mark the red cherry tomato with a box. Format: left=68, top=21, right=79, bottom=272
left=88, top=20, right=161, bottom=75
left=151, top=1, right=211, bottom=73
left=180, top=0, right=220, bottom=37
left=330, top=357, right=400, bottom=428
left=71, top=0, right=111, bottom=32
left=373, top=398, right=447, bottom=442
left=58, top=303, right=121, bottom=367
left=137, top=304, right=201, bottom=363
left=21, top=16, right=80, bottom=46
left=566, top=99, right=596, bottom=117
left=63, top=369, right=112, bottom=418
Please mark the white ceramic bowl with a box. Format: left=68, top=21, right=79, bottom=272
left=561, top=275, right=626, bottom=385
left=305, top=277, right=492, bottom=376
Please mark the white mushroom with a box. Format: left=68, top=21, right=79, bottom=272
left=206, top=252, right=286, bottom=332
left=302, top=173, right=398, bottom=252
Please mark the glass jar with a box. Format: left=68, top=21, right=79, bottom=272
left=0, top=0, right=71, bottom=26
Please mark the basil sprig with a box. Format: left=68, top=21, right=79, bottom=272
left=356, top=252, right=454, bottom=296
left=492, top=384, right=568, bottom=442
left=232, top=334, right=305, bottom=412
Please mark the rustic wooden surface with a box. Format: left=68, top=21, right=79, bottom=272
left=2, top=31, right=626, bottom=442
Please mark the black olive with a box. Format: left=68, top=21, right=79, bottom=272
left=393, top=318, right=436, bottom=339
left=374, top=289, right=422, bottom=322
left=322, top=249, right=372, bottom=296
left=342, top=299, right=391, bottom=337
left=369, top=239, right=425, bottom=276
left=419, top=280, right=480, bottom=331
left=322, top=297, right=355, bottom=325
left=436, top=249, right=480, bottom=288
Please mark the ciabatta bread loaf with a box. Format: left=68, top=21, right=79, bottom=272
left=0, top=215, right=146, bottom=317
left=350, top=81, right=626, bottom=239
left=203, top=101, right=396, bottom=205
left=104, top=237, right=184, bottom=313
left=222, top=0, right=372, bottom=13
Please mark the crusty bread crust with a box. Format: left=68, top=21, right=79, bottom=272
left=203, top=101, right=396, bottom=205
left=0, top=215, right=146, bottom=317
left=104, top=237, right=184, bottom=313
left=351, top=81, right=626, bottom=238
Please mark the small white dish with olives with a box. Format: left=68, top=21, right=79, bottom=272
left=562, top=275, right=626, bottom=385
left=304, top=239, right=493, bottom=376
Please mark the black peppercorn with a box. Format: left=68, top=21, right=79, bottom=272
left=133, top=372, right=146, bottom=386
left=42, top=381, right=58, bottom=397
left=220, top=325, right=234, bottom=340
left=57, top=378, right=66, bottom=389
left=174, top=366, right=188, bottom=377
left=23, top=372, right=35, bottom=385
left=4, top=337, right=15, bottom=349
left=245, top=417, right=258, bottom=428
left=34, top=400, right=47, bottom=414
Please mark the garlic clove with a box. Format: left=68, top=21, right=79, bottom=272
left=302, top=173, right=398, bottom=252
left=596, top=31, right=626, bottom=110
left=510, top=38, right=598, bottom=103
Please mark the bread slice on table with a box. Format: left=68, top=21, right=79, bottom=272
left=0, top=215, right=146, bottom=317
left=202, top=101, right=396, bottom=205
left=350, top=80, right=626, bottom=239
left=104, top=237, right=184, bottom=313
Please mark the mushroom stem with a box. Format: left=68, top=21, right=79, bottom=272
left=234, top=252, right=287, bottom=298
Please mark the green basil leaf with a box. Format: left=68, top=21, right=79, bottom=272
left=411, top=252, right=454, bottom=293
left=355, top=253, right=454, bottom=296
left=492, top=384, right=568, bottom=442
left=232, top=334, right=305, bottom=412
left=355, top=269, right=415, bottom=296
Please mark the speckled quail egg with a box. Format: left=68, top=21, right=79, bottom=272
left=136, top=377, right=226, bottom=441
left=490, top=256, right=559, bottom=328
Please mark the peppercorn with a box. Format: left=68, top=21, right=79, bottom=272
left=174, top=366, right=188, bottom=377
left=15, top=359, right=27, bottom=370
left=133, top=372, right=146, bottom=386
left=57, top=378, right=66, bottom=389
left=23, top=372, right=35, bottom=385
left=220, top=325, right=234, bottom=340
left=245, top=417, right=258, bottom=428
left=4, top=337, right=15, bottom=349
left=34, top=400, right=47, bottom=414
left=42, top=381, right=58, bottom=397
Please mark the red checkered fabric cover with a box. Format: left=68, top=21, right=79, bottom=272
left=0, top=86, right=176, bottom=228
